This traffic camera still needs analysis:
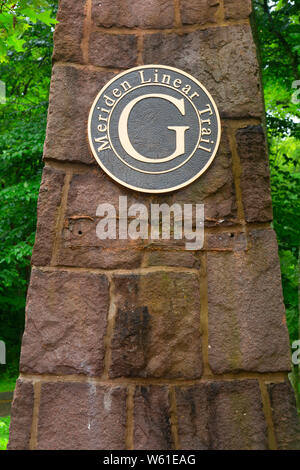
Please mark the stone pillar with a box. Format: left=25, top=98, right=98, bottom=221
left=8, top=0, right=300, bottom=450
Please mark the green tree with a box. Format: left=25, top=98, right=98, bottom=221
left=0, top=1, right=58, bottom=380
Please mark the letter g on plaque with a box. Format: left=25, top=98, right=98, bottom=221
left=88, top=65, right=221, bottom=193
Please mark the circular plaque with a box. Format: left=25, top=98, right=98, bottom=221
left=88, top=65, right=221, bottom=193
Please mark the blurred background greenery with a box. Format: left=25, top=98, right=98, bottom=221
left=0, top=0, right=299, bottom=449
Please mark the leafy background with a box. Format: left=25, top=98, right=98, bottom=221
left=0, top=0, right=299, bottom=448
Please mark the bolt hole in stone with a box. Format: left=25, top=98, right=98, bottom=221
left=230, top=233, right=235, bottom=238
left=78, top=230, right=83, bottom=235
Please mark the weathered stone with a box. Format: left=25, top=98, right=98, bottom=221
left=109, top=272, right=202, bottom=379
left=204, top=231, right=247, bottom=251
left=20, top=269, right=109, bottom=376
left=92, top=0, right=175, bottom=28
left=44, top=65, right=115, bottom=164
left=53, top=0, right=85, bottom=64
left=268, top=382, right=300, bottom=450
left=7, top=380, right=34, bottom=450
left=65, top=170, right=149, bottom=217
left=207, top=229, right=291, bottom=373
left=89, top=33, right=138, bottom=69
left=181, top=0, right=220, bottom=25
left=224, top=0, right=252, bottom=20
left=176, top=380, right=268, bottom=450
left=143, top=24, right=263, bottom=118
left=134, top=386, right=172, bottom=450
left=144, top=250, right=200, bottom=269
left=156, top=128, right=237, bottom=227
left=236, top=126, right=273, bottom=222
left=31, top=167, right=65, bottom=266
left=37, top=382, right=127, bottom=450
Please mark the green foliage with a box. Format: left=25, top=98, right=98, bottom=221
left=0, top=0, right=57, bottom=62
left=0, top=416, right=10, bottom=450
left=0, top=1, right=57, bottom=380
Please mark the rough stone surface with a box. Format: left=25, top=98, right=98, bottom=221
left=236, top=126, right=273, bottom=222
left=7, top=380, right=34, bottom=450
left=268, top=382, right=300, bottom=450
left=92, top=0, right=175, bottom=28
left=109, top=272, right=202, bottom=379
left=207, top=229, right=291, bottom=373
left=56, top=170, right=148, bottom=269
left=224, top=0, right=252, bottom=20
left=143, top=24, right=263, bottom=118
left=89, top=33, right=138, bottom=69
left=31, top=166, right=65, bottom=266
left=134, top=386, right=172, bottom=450
left=37, top=382, right=127, bottom=450
left=181, top=0, right=220, bottom=25
left=176, top=380, right=268, bottom=450
left=53, top=0, right=85, bottom=64
left=44, top=65, right=115, bottom=164
left=20, top=269, right=109, bottom=376
left=204, top=231, right=247, bottom=251
left=156, top=128, right=237, bottom=227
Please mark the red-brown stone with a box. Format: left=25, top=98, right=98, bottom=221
left=37, top=382, right=127, bottom=450
left=134, top=385, right=172, bottom=450
left=53, top=0, right=86, bottom=64
left=268, top=381, right=300, bottom=450
left=44, top=65, right=115, bottom=164
left=236, top=126, right=273, bottom=222
left=20, top=269, right=109, bottom=376
left=31, top=166, right=65, bottom=266
left=143, top=24, right=264, bottom=118
left=91, top=0, right=175, bottom=29
left=176, top=380, right=268, bottom=450
left=89, top=33, right=138, bottom=69
left=181, top=0, right=220, bottom=25
left=7, top=380, right=34, bottom=450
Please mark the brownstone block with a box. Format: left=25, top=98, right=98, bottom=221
left=224, top=0, right=252, bottom=20
left=7, top=380, right=34, bottom=450
left=91, top=0, right=175, bottom=28
left=134, top=386, right=172, bottom=450
left=109, top=272, right=202, bottom=379
left=204, top=231, right=247, bottom=251
left=158, top=128, right=237, bottom=227
left=53, top=0, right=86, bottom=64
left=176, top=380, right=268, bottom=450
left=20, top=269, right=109, bottom=376
left=236, top=126, right=273, bottom=223
left=89, top=33, right=138, bottom=69
left=145, top=250, right=200, bottom=269
left=37, top=382, right=127, bottom=450
left=181, top=0, right=220, bottom=25
left=268, top=382, right=300, bottom=450
left=56, top=170, right=148, bottom=269
left=31, top=166, right=65, bottom=266
left=143, top=24, right=263, bottom=118
left=207, top=229, right=291, bottom=373
left=44, top=65, right=115, bottom=164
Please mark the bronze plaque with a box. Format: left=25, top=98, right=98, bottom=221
left=88, top=65, right=221, bottom=193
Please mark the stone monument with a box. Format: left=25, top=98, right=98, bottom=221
left=8, top=0, right=300, bottom=450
